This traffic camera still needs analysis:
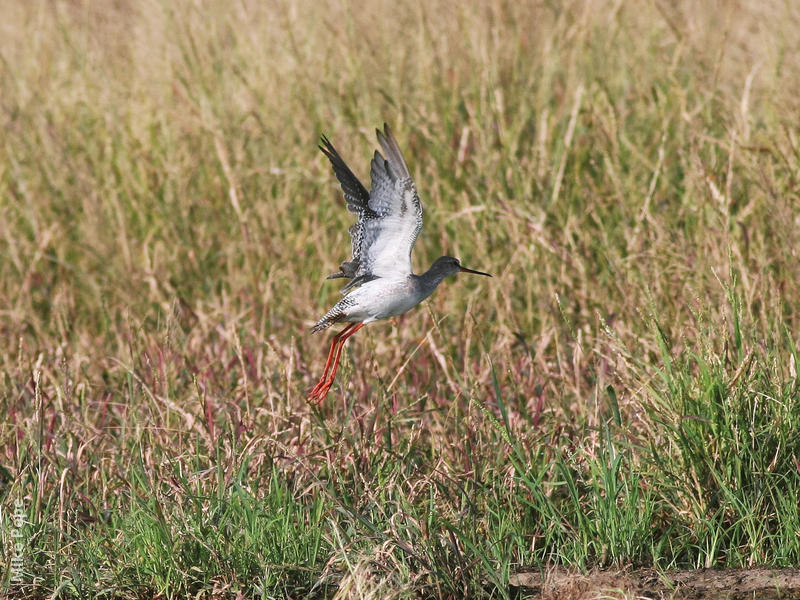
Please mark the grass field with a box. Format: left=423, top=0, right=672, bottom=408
left=1, top=0, right=800, bottom=598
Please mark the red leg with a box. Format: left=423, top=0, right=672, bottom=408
left=310, top=323, right=365, bottom=403
left=308, top=323, right=356, bottom=402
left=309, top=323, right=355, bottom=401
left=311, top=323, right=357, bottom=393
left=308, top=323, right=365, bottom=404
left=325, top=323, right=364, bottom=385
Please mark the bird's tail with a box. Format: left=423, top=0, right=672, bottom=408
left=311, top=307, right=345, bottom=333
left=310, top=319, right=331, bottom=334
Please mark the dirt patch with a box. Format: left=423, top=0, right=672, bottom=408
left=508, top=567, right=800, bottom=599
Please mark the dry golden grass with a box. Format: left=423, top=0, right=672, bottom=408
left=1, top=1, right=799, bottom=598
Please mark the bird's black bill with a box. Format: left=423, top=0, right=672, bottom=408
left=459, top=266, right=492, bottom=277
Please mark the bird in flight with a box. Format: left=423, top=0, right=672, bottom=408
left=308, top=124, right=491, bottom=404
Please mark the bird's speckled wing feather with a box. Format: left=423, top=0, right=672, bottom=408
left=319, top=134, right=377, bottom=284
left=319, top=124, right=423, bottom=293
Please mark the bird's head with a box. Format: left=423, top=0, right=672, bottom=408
left=431, top=256, right=492, bottom=279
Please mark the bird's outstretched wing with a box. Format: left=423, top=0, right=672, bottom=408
left=359, top=124, right=423, bottom=283
left=319, top=124, right=423, bottom=293
left=319, top=134, right=377, bottom=284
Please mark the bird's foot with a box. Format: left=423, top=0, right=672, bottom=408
left=308, top=378, right=333, bottom=404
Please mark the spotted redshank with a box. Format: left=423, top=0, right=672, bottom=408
left=308, top=124, right=491, bottom=404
